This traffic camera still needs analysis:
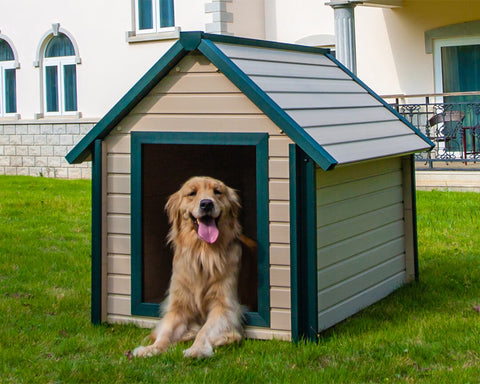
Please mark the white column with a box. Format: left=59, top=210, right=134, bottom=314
left=326, top=1, right=362, bottom=75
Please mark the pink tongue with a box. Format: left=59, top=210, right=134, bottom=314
left=197, top=217, right=219, bottom=244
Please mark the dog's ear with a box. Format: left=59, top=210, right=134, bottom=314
left=226, top=186, right=241, bottom=218
left=165, top=190, right=182, bottom=225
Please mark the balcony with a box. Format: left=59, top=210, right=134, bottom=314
left=384, top=92, right=480, bottom=169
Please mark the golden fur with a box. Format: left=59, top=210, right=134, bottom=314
left=133, top=176, right=244, bottom=358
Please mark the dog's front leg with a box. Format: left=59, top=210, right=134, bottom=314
left=133, top=310, right=187, bottom=358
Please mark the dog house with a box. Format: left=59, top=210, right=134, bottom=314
left=66, top=32, right=433, bottom=342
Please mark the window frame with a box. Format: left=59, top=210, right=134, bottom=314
left=134, top=0, right=175, bottom=35
left=0, top=38, right=18, bottom=118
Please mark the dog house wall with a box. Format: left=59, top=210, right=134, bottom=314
left=103, top=53, right=295, bottom=340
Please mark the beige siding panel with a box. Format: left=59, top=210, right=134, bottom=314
left=305, top=120, right=415, bottom=146
left=287, top=106, right=394, bottom=128
left=107, top=194, right=131, bottom=214
left=107, top=315, right=158, bottom=329
left=317, top=255, right=406, bottom=311
left=271, top=287, right=290, bottom=309
left=269, top=180, right=289, bottom=200
left=245, top=327, right=291, bottom=341
left=269, top=158, right=289, bottom=179
left=317, top=203, right=404, bottom=248
left=269, top=136, right=292, bottom=157
left=317, top=221, right=405, bottom=269
left=317, top=186, right=404, bottom=227
left=108, top=275, right=131, bottom=295
left=217, top=42, right=337, bottom=66
left=317, top=170, right=403, bottom=207
left=173, top=53, right=218, bottom=73
left=108, top=234, right=131, bottom=255
left=232, top=58, right=350, bottom=80
left=270, top=223, right=290, bottom=244
left=270, top=309, right=291, bottom=331
left=108, top=255, right=131, bottom=275
left=132, top=94, right=262, bottom=115
left=269, top=201, right=289, bottom=222
left=270, top=266, right=290, bottom=286
left=123, top=114, right=280, bottom=135
left=318, top=272, right=405, bottom=331
left=316, top=158, right=401, bottom=188
left=270, top=244, right=290, bottom=265
left=107, top=214, right=131, bottom=235
left=269, top=92, right=381, bottom=110
left=105, top=134, right=130, bottom=154
left=317, top=238, right=405, bottom=291
left=107, top=154, right=130, bottom=174
left=250, top=76, right=364, bottom=94
left=108, top=294, right=131, bottom=316
left=151, top=72, right=241, bottom=94
left=107, top=175, right=131, bottom=194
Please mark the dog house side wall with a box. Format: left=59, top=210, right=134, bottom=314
left=102, top=53, right=294, bottom=340
left=315, top=156, right=412, bottom=331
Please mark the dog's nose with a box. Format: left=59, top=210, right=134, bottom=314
left=199, top=199, right=214, bottom=212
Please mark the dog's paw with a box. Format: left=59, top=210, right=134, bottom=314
left=133, top=346, right=154, bottom=358
left=183, top=344, right=214, bottom=359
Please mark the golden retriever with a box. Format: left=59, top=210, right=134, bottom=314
left=133, top=176, right=244, bottom=358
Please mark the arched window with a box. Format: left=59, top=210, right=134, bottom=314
left=0, top=38, right=17, bottom=116
left=43, top=33, right=77, bottom=115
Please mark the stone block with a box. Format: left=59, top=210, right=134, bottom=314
left=68, top=168, right=82, bottom=179
left=16, top=167, right=29, bottom=176
left=16, top=125, right=28, bottom=135
left=4, top=167, right=16, bottom=175
left=59, top=135, right=74, bottom=146
left=35, top=157, right=48, bottom=167
left=4, top=146, right=15, bottom=156
left=48, top=157, right=61, bottom=167
left=41, top=146, right=54, bottom=156
left=28, top=147, right=41, bottom=156
left=21, top=135, right=33, bottom=145
left=23, top=156, right=35, bottom=167
left=4, top=125, right=15, bottom=135
left=53, top=146, right=67, bottom=156
left=28, top=125, right=41, bottom=135
left=34, top=135, right=47, bottom=145
left=10, top=156, right=22, bottom=167
left=66, top=124, right=80, bottom=134
left=0, top=156, right=10, bottom=166
left=53, top=124, right=67, bottom=134
left=40, top=125, right=53, bottom=135
left=46, top=135, right=60, bottom=145
left=16, top=146, right=29, bottom=156
left=55, top=168, right=69, bottom=179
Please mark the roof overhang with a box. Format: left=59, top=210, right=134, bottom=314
left=326, top=0, right=402, bottom=7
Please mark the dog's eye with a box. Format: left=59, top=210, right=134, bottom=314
left=188, top=190, right=197, bottom=197
left=214, top=189, right=222, bottom=195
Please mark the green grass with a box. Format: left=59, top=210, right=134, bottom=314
left=1, top=176, right=480, bottom=383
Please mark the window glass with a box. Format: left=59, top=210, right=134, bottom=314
left=159, top=0, right=174, bottom=28
left=64, top=64, right=77, bottom=112
left=4, top=68, right=16, bottom=113
left=0, top=39, right=14, bottom=61
left=45, top=65, right=59, bottom=112
left=45, top=34, right=75, bottom=58
left=139, top=0, right=154, bottom=30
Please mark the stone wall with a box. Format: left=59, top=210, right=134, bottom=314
left=0, top=120, right=96, bottom=179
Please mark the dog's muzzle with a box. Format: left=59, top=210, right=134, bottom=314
left=192, top=199, right=220, bottom=244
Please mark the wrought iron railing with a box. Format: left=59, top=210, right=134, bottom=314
left=384, top=92, right=480, bottom=168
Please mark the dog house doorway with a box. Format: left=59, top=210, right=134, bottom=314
left=131, top=132, right=270, bottom=327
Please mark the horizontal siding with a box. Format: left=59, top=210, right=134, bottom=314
left=108, top=255, right=131, bottom=275
left=268, top=92, right=380, bottom=110
left=316, top=160, right=407, bottom=331
left=151, top=72, right=241, bottom=94
left=250, top=76, right=364, bottom=94
left=270, top=244, right=290, bottom=266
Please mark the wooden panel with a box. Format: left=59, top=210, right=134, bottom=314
left=270, top=223, right=290, bottom=244
left=317, top=221, right=405, bottom=268
left=232, top=58, right=350, bottom=80
left=269, top=136, right=292, bottom=157
left=105, top=134, right=130, bottom=154
left=132, top=93, right=262, bottom=115
left=317, top=186, right=404, bottom=227
left=316, top=157, right=401, bottom=188
left=323, top=134, right=432, bottom=165
left=317, top=170, right=402, bottom=207
left=270, top=309, right=291, bottom=331
left=270, top=244, right=290, bottom=265
left=269, top=158, right=289, bottom=179
left=270, top=266, right=290, bottom=286
left=317, top=238, right=405, bottom=291
left=108, top=255, right=131, bottom=275
left=269, top=180, right=290, bottom=200
left=268, top=92, right=380, bottom=110
left=251, top=76, right=364, bottom=94
left=245, top=327, right=291, bottom=341
left=107, top=175, right=131, bottom=194
left=173, top=53, right=218, bottom=73
left=107, top=214, right=130, bottom=235
left=317, top=203, right=404, bottom=248
left=305, top=120, right=415, bottom=146
left=151, top=72, right=240, bottom=94
left=287, top=106, right=394, bottom=128
left=269, top=201, right=290, bottom=222
left=123, top=114, right=280, bottom=135
left=107, top=234, right=131, bottom=255
left=317, top=255, right=405, bottom=311
left=107, top=294, right=131, bottom=316
left=108, top=275, right=131, bottom=295
left=107, top=154, right=130, bottom=174
left=107, top=194, right=130, bottom=214
left=217, top=42, right=337, bottom=66
left=271, top=287, right=290, bottom=309
left=317, top=272, right=405, bottom=331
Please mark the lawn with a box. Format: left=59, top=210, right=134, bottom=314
left=0, top=175, right=479, bottom=383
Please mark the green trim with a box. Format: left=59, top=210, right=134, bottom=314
left=289, top=145, right=318, bottom=342
left=325, top=52, right=435, bottom=152
left=65, top=40, right=187, bottom=164
left=198, top=39, right=337, bottom=171
left=91, top=139, right=103, bottom=324
left=409, top=154, right=420, bottom=282
left=131, top=131, right=270, bottom=327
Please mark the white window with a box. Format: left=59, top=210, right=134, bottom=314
left=43, top=33, right=77, bottom=116
left=0, top=38, right=17, bottom=117
left=135, top=0, right=175, bottom=34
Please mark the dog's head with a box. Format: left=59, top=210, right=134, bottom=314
left=165, top=177, right=241, bottom=245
